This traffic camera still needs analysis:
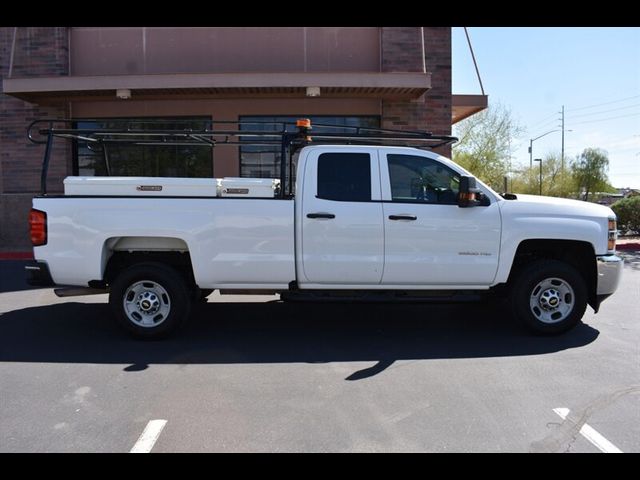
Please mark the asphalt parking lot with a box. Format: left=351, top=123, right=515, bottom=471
left=1, top=253, right=638, bottom=452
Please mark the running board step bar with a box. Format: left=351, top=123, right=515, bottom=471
left=54, top=287, right=109, bottom=297
left=280, top=291, right=483, bottom=303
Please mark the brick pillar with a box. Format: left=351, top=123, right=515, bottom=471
left=0, top=27, right=70, bottom=250
left=381, top=27, right=451, bottom=157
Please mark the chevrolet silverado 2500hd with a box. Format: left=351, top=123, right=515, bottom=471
left=25, top=119, right=623, bottom=338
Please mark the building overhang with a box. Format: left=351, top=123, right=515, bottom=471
left=3, top=72, right=432, bottom=104
left=452, top=94, right=488, bottom=124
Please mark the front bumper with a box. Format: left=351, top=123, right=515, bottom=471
left=596, top=254, right=623, bottom=296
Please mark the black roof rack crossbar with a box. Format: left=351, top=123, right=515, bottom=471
left=27, top=118, right=457, bottom=196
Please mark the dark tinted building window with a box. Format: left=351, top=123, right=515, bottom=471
left=317, top=153, right=371, bottom=202
left=73, top=117, right=213, bottom=177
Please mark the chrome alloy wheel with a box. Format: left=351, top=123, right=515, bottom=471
left=529, top=277, right=575, bottom=324
left=123, top=280, right=171, bottom=327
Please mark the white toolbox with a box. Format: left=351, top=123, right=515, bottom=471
left=64, top=176, right=219, bottom=197
left=216, top=177, right=280, bottom=198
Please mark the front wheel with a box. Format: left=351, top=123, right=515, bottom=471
left=109, top=262, right=191, bottom=339
left=510, top=260, right=587, bottom=335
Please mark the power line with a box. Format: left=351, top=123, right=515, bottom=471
left=568, top=94, right=640, bottom=112
left=569, top=111, right=640, bottom=126
left=528, top=111, right=558, bottom=129
left=531, top=117, right=560, bottom=132
left=567, top=102, right=640, bottom=119
left=531, top=124, right=562, bottom=139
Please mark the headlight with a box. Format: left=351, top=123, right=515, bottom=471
left=608, top=218, right=617, bottom=252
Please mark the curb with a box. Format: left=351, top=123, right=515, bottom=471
left=616, top=243, right=640, bottom=251
left=0, top=252, right=34, bottom=260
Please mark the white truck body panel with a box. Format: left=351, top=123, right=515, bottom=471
left=298, top=146, right=384, bottom=285
left=377, top=148, right=502, bottom=285
left=33, top=197, right=294, bottom=288
left=494, top=194, right=611, bottom=284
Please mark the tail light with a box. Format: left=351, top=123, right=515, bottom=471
left=29, top=209, right=47, bottom=246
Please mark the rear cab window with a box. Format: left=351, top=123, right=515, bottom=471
left=317, top=153, right=372, bottom=202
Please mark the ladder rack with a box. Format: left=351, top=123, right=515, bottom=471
left=27, top=118, right=458, bottom=197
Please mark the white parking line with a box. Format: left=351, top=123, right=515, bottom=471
left=553, top=408, right=622, bottom=453
left=130, top=419, right=168, bottom=453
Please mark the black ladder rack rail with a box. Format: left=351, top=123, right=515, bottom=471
left=27, top=118, right=458, bottom=197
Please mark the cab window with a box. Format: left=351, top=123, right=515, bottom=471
left=317, top=153, right=371, bottom=202
left=387, top=154, right=459, bottom=205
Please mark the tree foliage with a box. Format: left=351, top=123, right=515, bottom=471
left=510, top=152, right=574, bottom=197
left=612, top=196, right=640, bottom=235
left=452, top=103, right=523, bottom=191
left=570, top=148, right=614, bottom=201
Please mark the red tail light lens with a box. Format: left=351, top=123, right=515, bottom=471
left=29, top=209, right=47, bottom=246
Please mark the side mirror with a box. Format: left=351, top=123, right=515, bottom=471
left=458, top=175, right=482, bottom=208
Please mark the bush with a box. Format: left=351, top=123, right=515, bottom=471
left=611, top=196, right=640, bottom=235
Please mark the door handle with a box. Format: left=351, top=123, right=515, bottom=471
left=388, top=215, right=417, bottom=221
left=307, top=212, right=336, bottom=219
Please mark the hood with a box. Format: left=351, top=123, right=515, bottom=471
left=502, top=194, right=615, bottom=219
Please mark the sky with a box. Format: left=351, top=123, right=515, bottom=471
left=452, top=27, right=640, bottom=189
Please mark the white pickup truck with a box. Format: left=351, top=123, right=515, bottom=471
left=26, top=119, right=623, bottom=338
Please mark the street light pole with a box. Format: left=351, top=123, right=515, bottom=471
left=534, top=158, right=542, bottom=195
left=529, top=129, right=560, bottom=169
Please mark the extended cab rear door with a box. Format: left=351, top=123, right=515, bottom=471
left=298, top=147, right=384, bottom=285
left=379, top=150, right=501, bottom=286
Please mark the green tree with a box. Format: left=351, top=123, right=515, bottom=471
left=510, top=152, right=574, bottom=197
left=571, top=148, right=615, bottom=201
left=611, top=196, right=640, bottom=235
left=452, top=103, right=523, bottom=191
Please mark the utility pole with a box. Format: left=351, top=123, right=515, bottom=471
left=560, top=105, right=565, bottom=172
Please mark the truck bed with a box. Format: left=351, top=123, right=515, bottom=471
left=33, top=194, right=295, bottom=288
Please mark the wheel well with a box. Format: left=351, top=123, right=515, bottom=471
left=103, top=251, right=197, bottom=290
left=508, top=239, right=597, bottom=309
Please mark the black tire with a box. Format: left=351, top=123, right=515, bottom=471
left=510, top=259, right=587, bottom=335
left=109, top=262, right=191, bottom=339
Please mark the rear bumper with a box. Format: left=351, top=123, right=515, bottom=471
left=25, top=260, right=55, bottom=287
left=596, top=254, right=623, bottom=296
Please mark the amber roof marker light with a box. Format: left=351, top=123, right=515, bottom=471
left=296, top=118, right=313, bottom=141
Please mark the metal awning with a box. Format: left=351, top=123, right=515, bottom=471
left=3, top=72, right=432, bottom=104
left=452, top=94, right=488, bottom=124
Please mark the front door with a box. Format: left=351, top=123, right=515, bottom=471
left=300, top=148, right=384, bottom=285
left=380, top=151, right=502, bottom=286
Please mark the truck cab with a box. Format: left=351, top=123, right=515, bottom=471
left=296, top=145, right=501, bottom=288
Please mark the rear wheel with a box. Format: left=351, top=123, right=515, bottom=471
left=109, top=262, right=191, bottom=339
left=510, top=259, right=587, bottom=335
